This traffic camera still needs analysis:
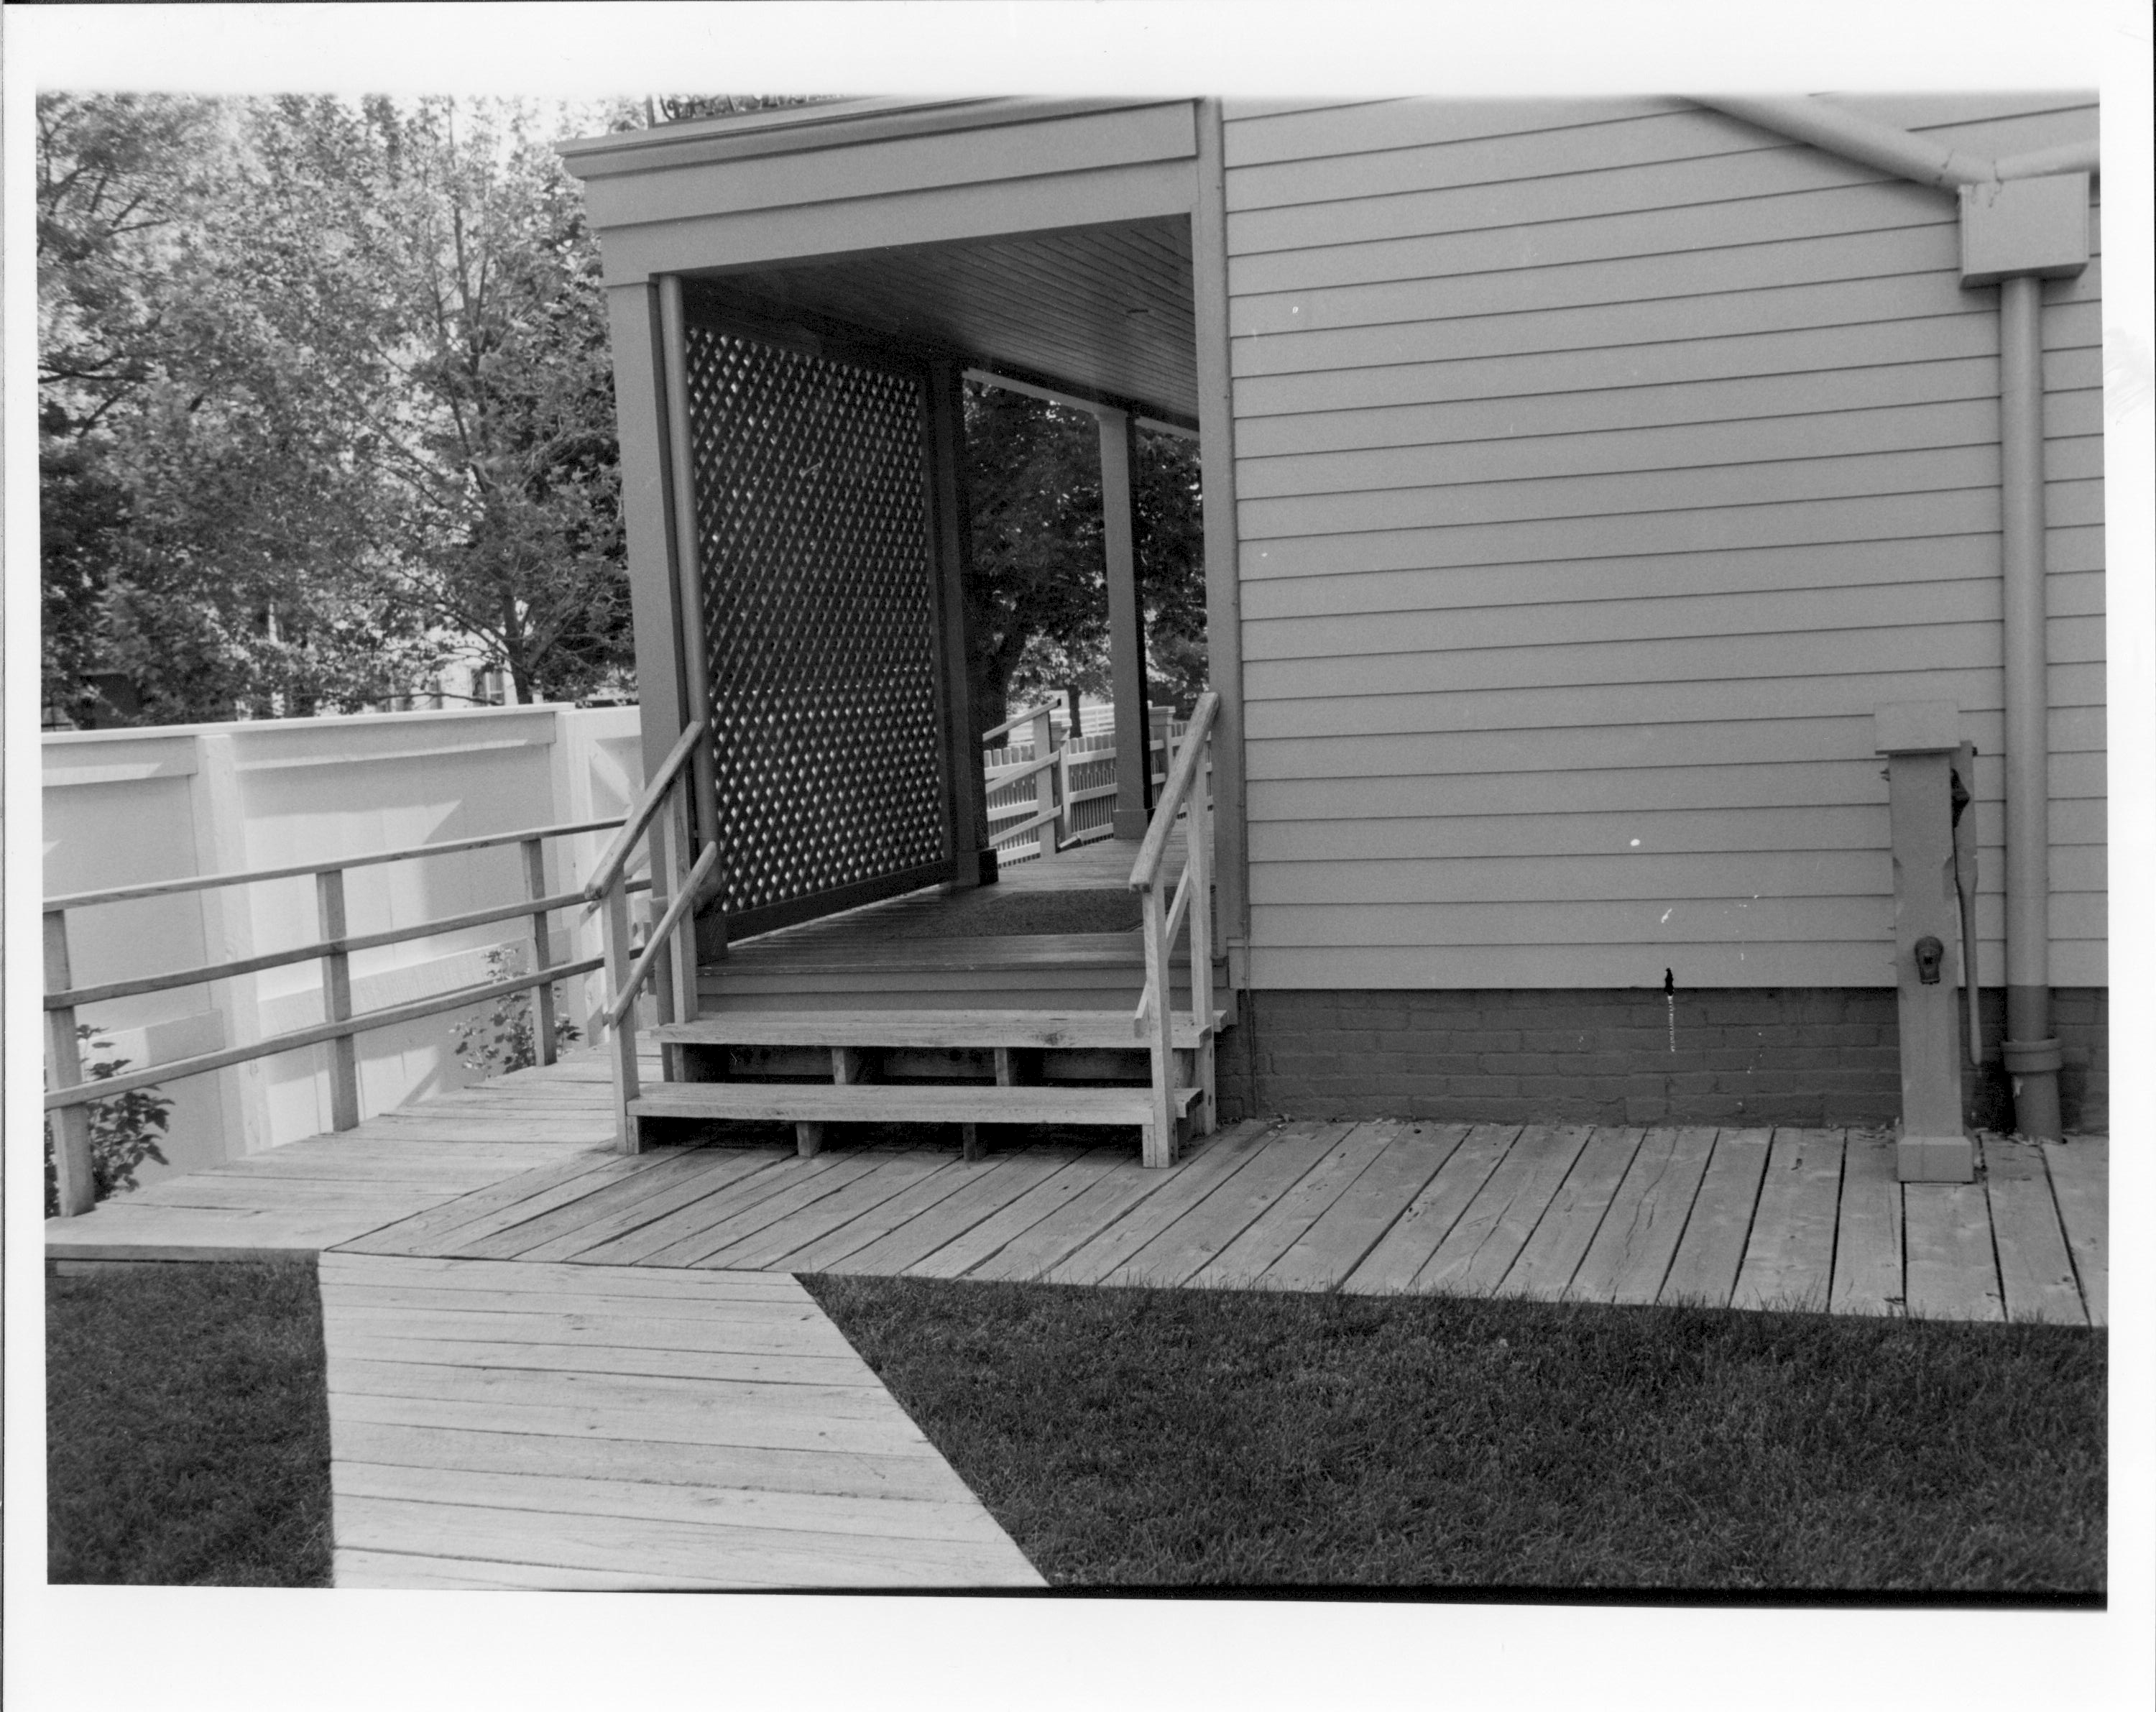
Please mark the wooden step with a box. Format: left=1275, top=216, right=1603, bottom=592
left=627, top=1082, right=1202, bottom=1129
left=657, top=1009, right=1225, bottom=1053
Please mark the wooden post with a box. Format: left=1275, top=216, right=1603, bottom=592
left=1100, top=407, right=1152, bottom=839
left=43, top=911, right=96, bottom=1217
left=1187, top=731, right=1216, bottom=1136
left=960, top=1122, right=983, bottom=1164
left=1140, top=880, right=1176, bottom=1168
left=522, top=838, right=558, bottom=1068
left=655, top=275, right=727, bottom=963
left=599, top=881, right=642, bottom=1153
left=796, top=1123, right=824, bottom=1159
left=668, top=785, right=700, bottom=1033
left=316, top=868, right=360, bottom=1131
left=1030, top=705, right=1059, bottom=859
left=928, top=360, right=988, bottom=886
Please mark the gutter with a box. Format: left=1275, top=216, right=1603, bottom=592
left=1693, top=95, right=2098, bottom=1139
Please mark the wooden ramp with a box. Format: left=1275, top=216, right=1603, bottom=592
left=345, top=1120, right=2109, bottom=1329
left=44, top=1056, right=619, bottom=1268
left=318, top=1251, right=1044, bottom=1590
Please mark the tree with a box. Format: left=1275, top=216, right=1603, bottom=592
left=962, top=383, right=1208, bottom=724
left=36, top=93, right=635, bottom=725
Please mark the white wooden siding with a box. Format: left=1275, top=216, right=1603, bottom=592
left=1223, top=96, right=2104, bottom=993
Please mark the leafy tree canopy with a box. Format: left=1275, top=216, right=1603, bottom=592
left=962, top=383, right=1207, bottom=724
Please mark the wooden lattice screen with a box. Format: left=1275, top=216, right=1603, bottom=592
left=681, top=317, right=952, bottom=936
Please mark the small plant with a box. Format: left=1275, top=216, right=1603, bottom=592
left=449, top=945, right=581, bottom=1080
left=45, top=1026, right=173, bottom=1218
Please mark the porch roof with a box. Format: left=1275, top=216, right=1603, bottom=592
left=559, top=98, right=1202, bottom=424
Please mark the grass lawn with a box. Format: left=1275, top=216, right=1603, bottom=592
left=803, top=1276, right=2106, bottom=1593
left=47, top=1261, right=333, bottom=1586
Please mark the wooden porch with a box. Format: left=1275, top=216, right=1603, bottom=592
left=53, top=1048, right=2107, bottom=1328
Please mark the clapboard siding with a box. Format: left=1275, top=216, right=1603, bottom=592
left=1226, top=100, right=2103, bottom=992
left=1234, top=346, right=2104, bottom=459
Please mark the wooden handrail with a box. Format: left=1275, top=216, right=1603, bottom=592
left=584, top=719, right=706, bottom=903
left=604, top=842, right=721, bottom=1029
left=46, top=816, right=627, bottom=913
left=1129, top=692, right=1219, bottom=893
left=43, top=880, right=648, bottom=1011
left=980, top=701, right=1061, bottom=745
left=44, top=952, right=605, bottom=1110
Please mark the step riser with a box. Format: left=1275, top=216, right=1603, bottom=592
left=694, top=1046, right=1158, bottom=1085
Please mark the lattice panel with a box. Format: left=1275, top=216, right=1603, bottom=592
left=683, top=322, right=949, bottom=921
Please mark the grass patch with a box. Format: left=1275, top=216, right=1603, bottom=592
left=47, top=1261, right=333, bottom=1586
left=802, top=1276, right=2106, bottom=1593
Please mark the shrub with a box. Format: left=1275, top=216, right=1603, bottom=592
left=45, top=1025, right=172, bottom=1217
left=450, top=944, right=581, bottom=1080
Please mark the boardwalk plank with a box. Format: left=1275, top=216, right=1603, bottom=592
left=1731, top=1128, right=1846, bottom=1313
left=1192, top=1122, right=1395, bottom=1287
left=335, top=1154, right=637, bottom=1256
left=1499, top=1126, right=1645, bottom=1299
left=2044, top=1138, right=2108, bottom=1327
left=809, top=1148, right=1056, bottom=1276
left=319, top=1253, right=801, bottom=1299
left=1903, top=1182, right=2004, bottom=1322
left=1984, top=1138, right=2086, bottom=1326
left=774, top=1157, right=1010, bottom=1273
left=961, top=1154, right=1194, bottom=1283
left=1417, top=1125, right=1593, bottom=1296
left=571, top=1154, right=862, bottom=1267
left=1109, top=1122, right=1346, bottom=1287
left=333, top=1496, right=1039, bottom=1587
left=335, top=1460, right=1024, bottom=1547
left=511, top=1150, right=793, bottom=1262
left=1341, top=1123, right=1519, bottom=1294
left=1570, top=1127, right=1717, bottom=1305
left=1659, top=1128, right=1772, bottom=1307
left=335, top=1547, right=750, bottom=1591
left=326, top=1358, right=903, bottom=1421
left=1258, top=1123, right=1465, bottom=1293
left=329, top=1419, right=973, bottom=1504
left=630, top=1154, right=892, bottom=1268
left=907, top=1151, right=1119, bottom=1279
left=448, top=1149, right=745, bottom=1260
left=1045, top=1123, right=1277, bottom=1286
left=327, top=1333, right=865, bottom=1388
left=1830, top=1133, right=1904, bottom=1315
left=321, top=1304, right=859, bottom=1358
left=696, top=1152, right=958, bottom=1270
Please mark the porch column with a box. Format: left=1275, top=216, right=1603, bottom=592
left=1100, top=407, right=1153, bottom=838
left=928, top=360, right=989, bottom=886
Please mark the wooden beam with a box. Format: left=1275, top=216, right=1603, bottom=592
left=1190, top=99, right=1250, bottom=990
left=927, top=359, right=988, bottom=887
left=1100, top=407, right=1152, bottom=837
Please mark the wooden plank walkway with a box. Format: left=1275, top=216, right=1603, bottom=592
left=44, top=1055, right=620, bottom=1269
left=341, top=1113, right=2108, bottom=1329
left=318, top=1251, right=1043, bottom=1590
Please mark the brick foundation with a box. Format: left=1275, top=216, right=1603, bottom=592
left=1215, top=987, right=2108, bottom=1133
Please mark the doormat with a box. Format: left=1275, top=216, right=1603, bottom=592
left=877, top=887, right=1141, bottom=939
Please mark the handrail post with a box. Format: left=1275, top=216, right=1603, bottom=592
left=1139, top=882, right=1176, bottom=1167
left=316, top=868, right=361, bottom=1131
left=668, top=781, right=699, bottom=1040
left=1187, top=729, right=1216, bottom=1136
left=600, top=879, right=642, bottom=1152
left=522, top=838, right=558, bottom=1068
left=1029, top=705, right=1059, bottom=860
left=44, top=909, right=96, bottom=1216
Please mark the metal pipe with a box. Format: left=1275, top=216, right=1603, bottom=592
left=1997, top=273, right=2063, bottom=1138
left=1697, top=95, right=1997, bottom=188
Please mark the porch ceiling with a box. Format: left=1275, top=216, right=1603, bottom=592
left=683, top=216, right=1198, bottom=425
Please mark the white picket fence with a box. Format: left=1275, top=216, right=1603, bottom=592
left=982, top=701, right=1189, bottom=865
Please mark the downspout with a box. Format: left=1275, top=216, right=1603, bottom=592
left=1693, top=96, right=2095, bottom=1138
left=1996, top=274, right=2065, bottom=1137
